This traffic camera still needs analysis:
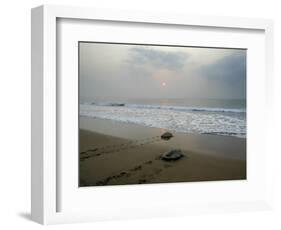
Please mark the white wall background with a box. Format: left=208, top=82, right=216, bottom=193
left=0, top=0, right=280, bottom=229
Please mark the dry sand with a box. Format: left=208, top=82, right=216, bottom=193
left=79, top=117, right=246, bottom=187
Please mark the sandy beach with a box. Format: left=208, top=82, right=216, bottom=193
left=79, top=117, right=246, bottom=187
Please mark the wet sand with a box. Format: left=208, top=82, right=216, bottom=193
left=79, top=117, right=246, bottom=186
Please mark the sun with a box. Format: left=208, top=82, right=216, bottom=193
left=161, top=82, right=166, bottom=87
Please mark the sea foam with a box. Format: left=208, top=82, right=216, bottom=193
left=80, top=103, right=246, bottom=138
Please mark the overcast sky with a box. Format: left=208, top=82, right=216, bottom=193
left=79, top=42, right=246, bottom=101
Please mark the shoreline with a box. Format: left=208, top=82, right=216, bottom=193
left=80, top=115, right=246, bottom=139
left=80, top=99, right=246, bottom=138
left=80, top=116, right=246, bottom=160
left=79, top=117, right=246, bottom=186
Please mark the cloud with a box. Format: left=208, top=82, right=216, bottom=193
left=127, top=47, right=188, bottom=71
left=199, top=51, right=246, bottom=81
left=196, top=51, right=246, bottom=98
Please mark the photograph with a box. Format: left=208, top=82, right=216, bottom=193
left=78, top=42, right=247, bottom=187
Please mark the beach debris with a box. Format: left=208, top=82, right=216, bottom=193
left=161, top=132, right=174, bottom=140
left=160, top=149, right=184, bottom=161
left=110, top=103, right=125, bottom=106
left=138, top=179, right=147, bottom=184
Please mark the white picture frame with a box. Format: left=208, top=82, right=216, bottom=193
left=31, top=4, right=274, bottom=225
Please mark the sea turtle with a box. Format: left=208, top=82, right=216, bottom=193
left=160, top=149, right=184, bottom=161
left=161, top=132, right=174, bottom=140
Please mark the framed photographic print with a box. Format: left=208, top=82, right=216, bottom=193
left=31, top=5, right=274, bottom=224
left=78, top=42, right=247, bottom=187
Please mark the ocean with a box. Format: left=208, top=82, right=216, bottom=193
left=79, top=98, right=246, bottom=138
